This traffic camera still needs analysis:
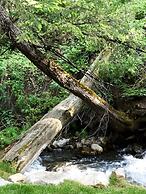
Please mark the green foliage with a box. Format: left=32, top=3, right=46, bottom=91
left=0, top=51, right=68, bottom=148
left=123, top=88, right=146, bottom=97
left=58, top=43, right=90, bottom=74
left=2, top=0, right=145, bottom=74
left=109, top=173, right=127, bottom=187
left=0, top=161, right=16, bottom=179
left=0, top=127, right=20, bottom=148
left=1, top=0, right=145, bottom=82
left=0, top=180, right=146, bottom=194
left=21, top=0, right=146, bottom=89
left=98, top=47, right=144, bottom=85
left=79, top=130, right=88, bottom=139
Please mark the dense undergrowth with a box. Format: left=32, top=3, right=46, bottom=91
left=0, top=161, right=16, bottom=180
left=0, top=51, right=68, bottom=148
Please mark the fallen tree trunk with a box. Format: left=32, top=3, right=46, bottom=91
left=0, top=5, right=133, bottom=127
left=2, top=54, right=102, bottom=172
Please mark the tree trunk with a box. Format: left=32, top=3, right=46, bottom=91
left=3, top=54, right=104, bottom=172
left=0, top=5, right=134, bottom=128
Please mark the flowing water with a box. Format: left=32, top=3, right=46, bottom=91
left=24, top=148, right=146, bottom=186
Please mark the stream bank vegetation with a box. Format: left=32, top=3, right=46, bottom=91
left=0, top=0, right=146, bottom=192
left=0, top=177, right=146, bottom=194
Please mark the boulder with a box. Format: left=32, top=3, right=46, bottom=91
left=81, top=147, right=96, bottom=155
left=113, top=168, right=125, bottom=178
left=84, top=139, right=92, bottom=145
left=91, top=144, right=103, bottom=153
left=98, top=137, right=108, bottom=146
left=8, top=173, right=26, bottom=183
left=76, top=142, right=82, bottom=149
left=66, top=144, right=74, bottom=149
left=52, top=138, right=70, bottom=148
left=81, top=139, right=86, bottom=144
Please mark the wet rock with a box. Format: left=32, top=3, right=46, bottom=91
left=8, top=173, right=26, bottom=183
left=84, top=139, right=92, bottom=145
left=113, top=168, right=125, bottom=178
left=66, top=144, right=74, bottom=149
left=47, top=162, right=66, bottom=171
left=81, top=138, right=96, bottom=146
left=98, top=137, right=108, bottom=146
left=81, top=139, right=86, bottom=144
left=76, top=142, right=82, bottom=149
left=0, top=178, right=11, bottom=186
left=125, top=144, right=143, bottom=155
left=124, top=145, right=133, bottom=154
left=81, top=147, right=96, bottom=155
left=133, top=144, right=143, bottom=154
left=125, top=135, right=135, bottom=141
left=46, top=145, right=53, bottom=151
left=52, top=138, right=70, bottom=148
left=75, top=139, right=104, bottom=155
left=91, top=144, right=103, bottom=153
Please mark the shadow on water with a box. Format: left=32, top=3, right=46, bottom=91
left=40, top=148, right=126, bottom=172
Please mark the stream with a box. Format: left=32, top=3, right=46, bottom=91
left=24, top=147, right=146, bottom=187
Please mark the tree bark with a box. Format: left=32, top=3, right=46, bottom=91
left=2, top=55, right=102, bottom=172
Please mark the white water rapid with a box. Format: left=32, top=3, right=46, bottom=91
left=23, top=151, right=146, bottom=187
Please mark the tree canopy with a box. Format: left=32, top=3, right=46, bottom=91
left=1, top=0, right=145, bottom=88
